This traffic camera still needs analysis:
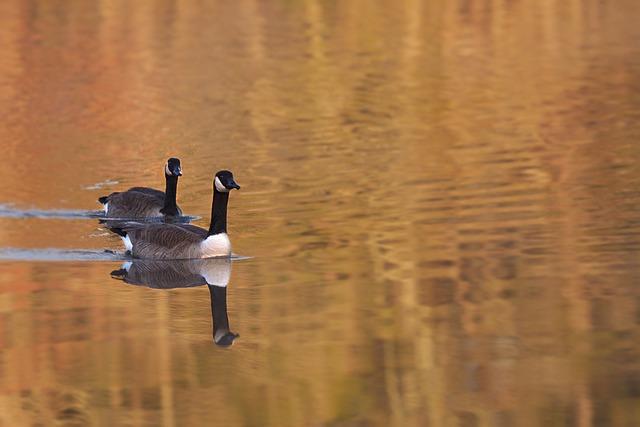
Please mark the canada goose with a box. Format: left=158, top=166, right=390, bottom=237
left=109, top=170, right=240, bottom=259
left=98, top=158, right=183, bottom=218
left=111, top=258, right=238, bottom=346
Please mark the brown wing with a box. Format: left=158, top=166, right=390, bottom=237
left=105, top=191, right=164, bottom=218
left=125, top=223, right=207, bottom=259
left=174, top=224, right=209, bottom=238
left=127, top=187, right=166, bottom=200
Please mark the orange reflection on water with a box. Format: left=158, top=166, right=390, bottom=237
left=0, top=0, right=640, bottom=426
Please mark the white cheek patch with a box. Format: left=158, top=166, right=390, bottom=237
left=165, top=164, right=171, bottom=175
left=215, top=176, right=229, bottom=192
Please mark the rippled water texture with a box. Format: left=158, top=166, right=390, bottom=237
left=1, top=1, right=640, bottom=426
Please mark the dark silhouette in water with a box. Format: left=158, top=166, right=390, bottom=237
left=110, top=258, right=238, bottom=346
left=208, top=285, right=238, bottom=347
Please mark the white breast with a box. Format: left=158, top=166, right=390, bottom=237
left=200, top=233, right=231, bottom=258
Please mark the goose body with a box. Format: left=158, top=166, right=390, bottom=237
left=110, top=170, right=240, bottom=259
left=99, top=158, right=183, bottom=218
left=112, top=223, right=231, bottom=259
left=100, top=190, right=182, bottom=218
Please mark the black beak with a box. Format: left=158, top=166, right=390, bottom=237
left=172, top=166, right=182, bottom=176
left=228, top=180, right=240, bottom=190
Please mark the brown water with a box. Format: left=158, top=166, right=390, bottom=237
left=1, top=0, right=640, bottom=426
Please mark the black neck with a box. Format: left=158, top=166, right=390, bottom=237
left=208, top=188, right=229, bottom=236
left=161, top=174, right=179, bottom=215
left=208, top=285, right=235, bottom=345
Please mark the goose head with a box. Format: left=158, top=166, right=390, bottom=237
left=164, top=158, right=182, bottom=177
left=214, top=170, right=241, bottom=193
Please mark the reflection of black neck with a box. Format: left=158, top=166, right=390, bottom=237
left=208, top=188, right=229, bottom=236
left=208, top=285, right=236, bottom=346
left=161, top=174, right=179, bottom=215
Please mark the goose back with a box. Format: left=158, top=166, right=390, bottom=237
left=126, top=186, right=166, bottom=199
left=102, top=191, right=169, bottom=218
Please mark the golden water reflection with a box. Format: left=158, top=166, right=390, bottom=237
left=0, top=0, right=640, bottom=426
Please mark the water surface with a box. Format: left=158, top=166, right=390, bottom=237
left=1, top=0, right=640, bottom=426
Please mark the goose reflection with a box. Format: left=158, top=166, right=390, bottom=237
left=110, top=258, right=238, bottom=346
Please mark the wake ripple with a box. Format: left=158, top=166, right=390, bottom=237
left=0, top=204, right=199, bottom=222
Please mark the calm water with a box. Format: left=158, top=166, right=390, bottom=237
left=1, top=1, right=640, bottom=426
